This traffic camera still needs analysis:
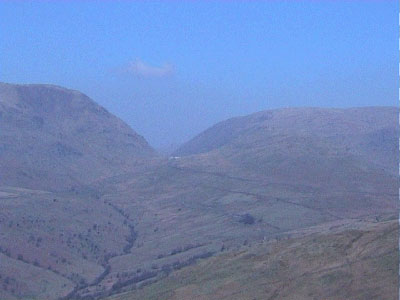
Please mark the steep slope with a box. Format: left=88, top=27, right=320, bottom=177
left=0, top=82, right=154, bottom=190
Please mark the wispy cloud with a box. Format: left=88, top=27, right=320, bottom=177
left=125, top=59, right=175, bottom=78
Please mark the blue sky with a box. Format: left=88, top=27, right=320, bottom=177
left=0, top=1, right=397, bottom=149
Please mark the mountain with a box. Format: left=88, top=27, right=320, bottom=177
left=0, top=89, right=397, bottom=300
left=175, top=107, right=397, bottom=174
left=0, top=83, right=154, bottom=190
left=174, top=107, right=398, bottom=171
left=172, top=106, right=397, bottom=211
left=171, top=107, right=398, bottom=218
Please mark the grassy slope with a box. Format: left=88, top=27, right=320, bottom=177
left=0, top=186, right=136, bottom=299
left=0, top=253, right=73, bottom=300
left=107, top=220, right=398, bottom=300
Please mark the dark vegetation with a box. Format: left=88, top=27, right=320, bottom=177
left=238, top=213, right=255, bottom=225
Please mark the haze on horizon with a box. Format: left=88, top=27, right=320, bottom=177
left=0, top=1, right=397, bottom=150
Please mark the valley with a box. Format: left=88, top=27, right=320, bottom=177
left=0, top=83, right=397, bottom=300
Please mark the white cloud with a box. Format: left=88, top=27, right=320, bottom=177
left=125, top=59, right=174, bottom=78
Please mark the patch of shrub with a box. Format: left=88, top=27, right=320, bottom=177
left=239, top=213, right=255, bottom=225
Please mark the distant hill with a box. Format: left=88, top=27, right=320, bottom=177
left=175, top=107, right=397, bottom=174
left=173, top=107, right=398, bottom=213
left=0, top=83, right=155, bottom=190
